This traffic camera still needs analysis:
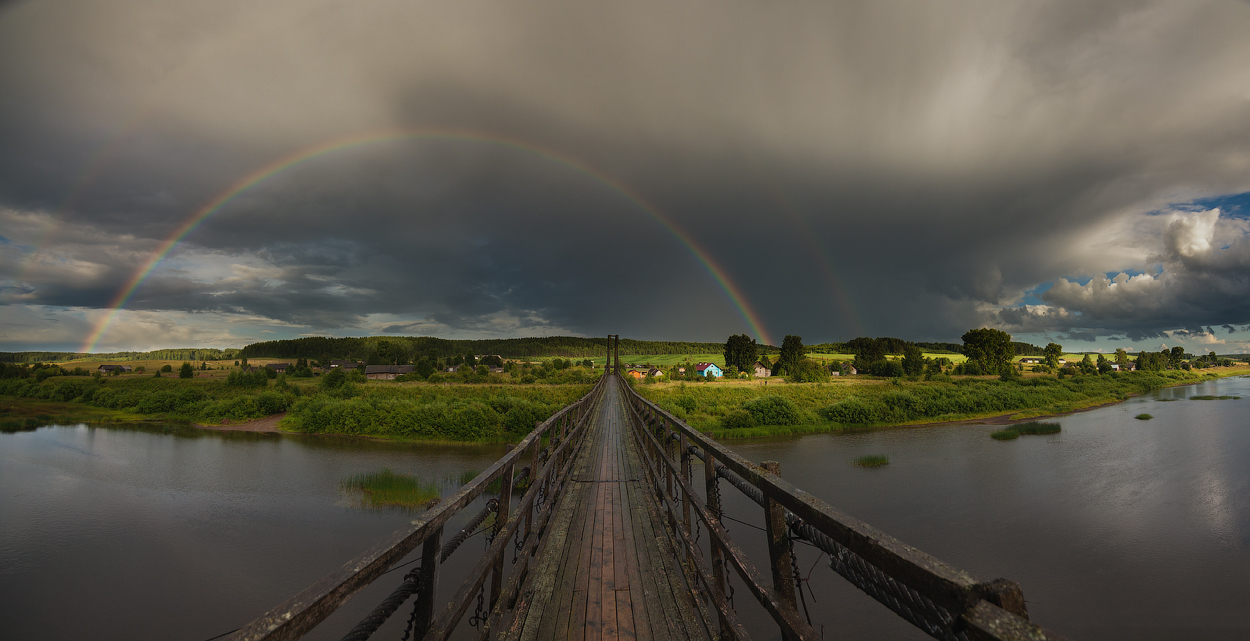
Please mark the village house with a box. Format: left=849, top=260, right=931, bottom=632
left=752, top=361, right=770, bottom=378
left=97, top=364, right=133, bottom=374
left=626, top=369, right=644, bottom=380
left=329, top=360, right=363, bottom=369
left=365, top=365, right=415, bottom=380
left=647, top=368, right=664, bottom=378
left=1020, top=357, right=1042, bottom=364
left=694, top=362, right=723, bottom=378
left=265, top=363, right=291, bottom=373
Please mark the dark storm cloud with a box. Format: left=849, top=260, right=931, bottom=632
left=3, top=0, right=1250, bottom=349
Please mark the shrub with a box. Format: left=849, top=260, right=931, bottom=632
left=743, top=395, right=803, bottom=425
left=255, top=391, right=288, bottom=415
left=720, top=409, right=757, bottom=430
left=161, top=364, right=173, bottom=373
left=818, top=397, right=878, bottom=423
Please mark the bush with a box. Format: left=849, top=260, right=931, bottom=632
left=721, top=409, right=757, bottom=430
left=320, top=368, right=347, bottom=390
left=161, top=364, right=173, bottom=373
left=743, top=395, right=803, bottom=425
left=818, top=397, right=878, bottom=423
left=179, top=362, right=194, bottom=379
left=227, top=369, right=269, bottom=388
left=255, top=391, right=288, bottom=415
left=991, top=429, right=1020, bottom=440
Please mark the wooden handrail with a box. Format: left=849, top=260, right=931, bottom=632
left=617, top=377, right=1072, bottom=641
left=227, top=373, right=611, bottom=641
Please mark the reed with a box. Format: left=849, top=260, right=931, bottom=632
left=1013, top=421, right=1061, bottom=435
left=1135, top=413, right=1153, bottom=420
left=853, top=455, right=890, bottom=467
left=990, top=429, right=1019, bottom=440
left=340, top=468, right=441, bottom=510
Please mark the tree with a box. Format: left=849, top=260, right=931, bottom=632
left=1043, top=343, right=1063, bottom=369
left=1097, top=354, right=1112, bottom=374
left=178, top=362, right=194, bottom=379
left=962, top=328, right=1015, bottom=375
left=901, top=345, right=925, bottom=376
left=1169, top=346, right=1185, bottom=368
left=723, top=334, right=758, bottom=374
left=161, top=364, right=173, bottom=373
left=1115, top=348, right=1129, bottom=368
left=779, top=335, right=804, bottom=371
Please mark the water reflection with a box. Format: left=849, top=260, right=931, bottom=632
left=724, top=375, right=1250, bottom=640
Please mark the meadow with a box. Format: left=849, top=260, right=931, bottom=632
left=633, top=369, right=1237, bottom=437
left=0, top=372, right=591, bottom=441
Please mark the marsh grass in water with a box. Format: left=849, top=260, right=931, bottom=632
left=1135, top=413, right=1154, bottom=420
left=340, top=468, right=445, bottom=510
left=1013, top=421, right=1061, bottom=435
left=853, top=455, right=890, bottom=467
left=1156, top=398, right=1180, bottom=402
left=1189, top=395, right=1240, bottom=400
left=991, top=429, right=1020, bottom=440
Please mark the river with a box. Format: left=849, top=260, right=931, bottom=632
left=2, top=376, right=1248, bottom=640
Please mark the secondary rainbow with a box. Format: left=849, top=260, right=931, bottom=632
left=82, top=127, right=774, bottom=352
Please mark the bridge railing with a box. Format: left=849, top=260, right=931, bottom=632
left=617, top=376, right=1073, bottom=641
left=226, top=372, right=612, bottom=641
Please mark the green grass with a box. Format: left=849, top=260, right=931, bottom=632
left=990, top=429, right=1020, bottom=440
left=1135, top=413, right=1154, bottom=420
left=1189, top=395, right=1240, bottom=400
left=638, top=369, right=1237, bottom=436
left=1156, top=398, right=1180, bottom=402
left=340, top=468, right=443, bottom=510
left=853, top=455, right=889, bottom=467
left=1013, top=421, right=1061, bottom=435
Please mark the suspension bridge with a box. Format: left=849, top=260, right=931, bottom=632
left=226, top=336, right=1070, bottom=641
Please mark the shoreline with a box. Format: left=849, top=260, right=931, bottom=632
left=712, top=371, right=1247, bottom=439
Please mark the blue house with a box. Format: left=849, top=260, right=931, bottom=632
left=695, top=362, right=723, bottom=378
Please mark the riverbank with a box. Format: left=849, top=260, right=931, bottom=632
left=642, top=367, right=1249, bottom=439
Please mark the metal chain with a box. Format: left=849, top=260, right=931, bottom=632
left=468, top=585, right=486, bottom=628
left=399, top=566, right=425, bottom=641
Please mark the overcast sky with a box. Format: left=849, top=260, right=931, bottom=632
left=2, top=0, right=1250, bottom=354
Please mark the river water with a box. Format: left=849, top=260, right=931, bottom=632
left=2, top=377, right=1248, bottom=640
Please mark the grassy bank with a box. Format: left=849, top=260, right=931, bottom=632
left=0, top=374, right=592, bottom=441
left=635, top=368, right=1246, bottom=438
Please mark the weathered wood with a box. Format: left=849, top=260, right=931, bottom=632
left=761, top=460, right=798, bottom=620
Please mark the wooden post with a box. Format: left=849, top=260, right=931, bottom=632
left=703, top=432, right=728, bottom=637
left=679, top=431, right=692, bottom=560
left=410, top=525, right=443, bottom=636
left=762, top=460, right=798, bottom=620
left=524, top=427, right=541, bottom=547
left=489, top=461, right=515, bottom=610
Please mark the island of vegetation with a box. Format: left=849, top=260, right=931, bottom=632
left=1, top=331, right=1245, bottom=440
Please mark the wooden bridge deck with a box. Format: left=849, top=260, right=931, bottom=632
left=503, top=381, right=710, bottom=641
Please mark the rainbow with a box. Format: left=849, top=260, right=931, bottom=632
left=81, top=127, right=773, bottom=352
left=759, top=173, right=864, bottom=338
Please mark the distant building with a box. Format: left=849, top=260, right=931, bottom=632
left=97, top=364, right=133, bottom=373
left=694, top=362, right=723, bottom=378
left=752, top=362, right=771, bottom=378
left=365, top=365, right=415, bottom=380
left=1020, top=357, right=1042, bottom=364
left=265, top=363, right=291, bottom=373
left=330, top=360, right=363, bottom=369
left=647, top=368, right=664, bottom=378
left=626, top=370, right=644, bottom=380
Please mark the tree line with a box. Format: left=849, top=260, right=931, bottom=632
left=238, top=336, right=731, bottom=362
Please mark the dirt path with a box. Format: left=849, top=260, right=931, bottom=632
left=196, top=413, right=287, bottom=433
